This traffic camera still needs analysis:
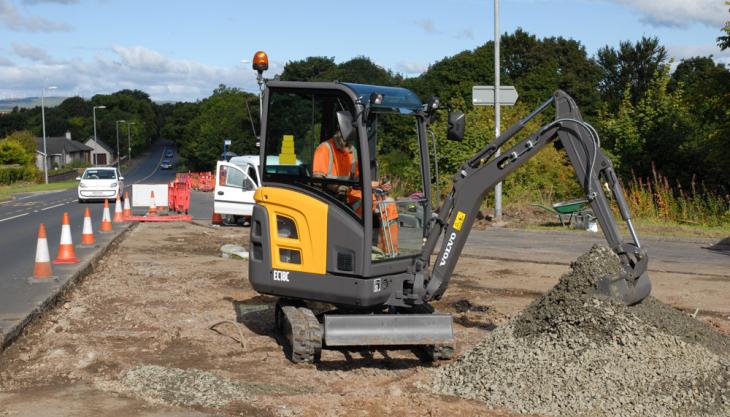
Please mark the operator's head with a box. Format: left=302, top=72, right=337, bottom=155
left=333, top=128, right=347, bottom=149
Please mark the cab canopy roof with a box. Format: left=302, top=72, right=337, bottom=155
left=342, top=83, right=423, bottom=114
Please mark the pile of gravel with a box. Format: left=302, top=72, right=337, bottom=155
left=433, top=245, right=730, bottom=417
left=122, top=365, right=251, bottom=408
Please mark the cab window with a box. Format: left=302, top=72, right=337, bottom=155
left=264, top=89, right=361, bottom=217
left=224, top=166, right=254, bottom=190
left=247, top=165, right=259, bottom=187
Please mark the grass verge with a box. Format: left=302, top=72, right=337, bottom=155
left=0, top=180, right=77, bottom=201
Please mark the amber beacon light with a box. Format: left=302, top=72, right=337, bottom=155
left=253, top=51, right=269, bottom=73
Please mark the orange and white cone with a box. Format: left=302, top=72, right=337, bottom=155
left=33, top=223, right=53, bottom=279
left=80, top=207, right=95, bottom=246
left=211, top=212, right=223, bottom=225
left=100, top=199, right=113, bottom=233
left=123, top=192, right=132, bottom=217
left=53, top=212, right=80, bottom=264
left=147, top=191, right=158, bottom=216
left=113, top=195, right=125, bottom=223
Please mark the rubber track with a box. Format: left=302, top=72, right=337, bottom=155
left=282, top=305, right=322, bottom=363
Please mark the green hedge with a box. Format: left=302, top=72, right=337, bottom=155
left=0, top=164, right=37, bottom=185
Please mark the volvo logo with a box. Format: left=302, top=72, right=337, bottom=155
left=439, top=232, right=457, bottom=266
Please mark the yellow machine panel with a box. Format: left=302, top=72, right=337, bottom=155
left=254, top=187, right=328, bottom=274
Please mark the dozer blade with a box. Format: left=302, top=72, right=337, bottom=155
left=323, top=314, right=454, bottom=347
left=595, top=272, right=651, bottom=306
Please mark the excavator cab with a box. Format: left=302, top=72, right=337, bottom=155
left=249, top=73, right=651, bottom=363
left=250, top=81, right=437, bottom=307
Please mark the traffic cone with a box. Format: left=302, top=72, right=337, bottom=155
left=33, top=223, right=53, bottom=279
left=147, top=191, right=158, bottom=216
left=53, top=212, right=80, bottom=264
left=113, top=195, right=125, bottom=223
left=123, top=192, right=132, bottom=217
left=80, top=207, right=95, bottom=246
left=100, top=199, right=113, bottom=233
left=211, top=212, right=223, bottom=225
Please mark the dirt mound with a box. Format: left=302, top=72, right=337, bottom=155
left=432, top=245, right=730, bottom=417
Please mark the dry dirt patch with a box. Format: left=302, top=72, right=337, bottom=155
left=0, top=222, right=515, bottom=417
left=1, top=222, right=728, bottom=417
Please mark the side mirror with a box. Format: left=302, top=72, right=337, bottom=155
left=447, top=111, right=465, bottom=141
left=75, top=176, right=81, bottom=181
left=336, top=111, right=357, bottom=144
left=119, top=176, right=124, bottom=181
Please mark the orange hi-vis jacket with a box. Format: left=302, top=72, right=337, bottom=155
left=313, top=138, right=358, bottom=179
left=313, top=138, right=398, bottom=254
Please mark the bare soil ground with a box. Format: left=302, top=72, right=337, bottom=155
left=0, top=222, right=727, bottom=417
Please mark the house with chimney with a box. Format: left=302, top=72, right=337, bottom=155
left=35, top=131, right=93, bottom=170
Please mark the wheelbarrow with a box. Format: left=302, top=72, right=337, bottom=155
left=532, top=198, right=596, bottom=229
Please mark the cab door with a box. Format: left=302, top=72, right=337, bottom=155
left=214, top=161, right=256, bottom=217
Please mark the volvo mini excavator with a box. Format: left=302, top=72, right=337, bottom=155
left=246, top=52, right=651, bottom=363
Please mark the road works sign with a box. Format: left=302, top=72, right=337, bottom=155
left=472, top=86, right=518, bottom=106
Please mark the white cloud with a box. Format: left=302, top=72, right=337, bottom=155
left=397, top=61, right=429, bottom=74
left=0, top=0, right=71, bottom=32
left=12, top=42, right=55, bottom=64
left=668, top=43, right=730, bottom=66
left=605, top=0, right=727, bottom=28
left=0, top=45, right=279, bottom=101
left=0, top=56, right=14, bottom=66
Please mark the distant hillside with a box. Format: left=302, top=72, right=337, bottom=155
left=0, top=97, right=67, bottom=113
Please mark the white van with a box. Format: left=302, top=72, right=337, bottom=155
left=214, top=155, right=260, bottom=225
left=214, top=155, right=307, bottom=225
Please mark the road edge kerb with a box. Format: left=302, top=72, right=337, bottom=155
left=0, top=222, right=138, bottom=352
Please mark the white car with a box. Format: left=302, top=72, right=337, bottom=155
left=77, top=167, right=124, bottom=203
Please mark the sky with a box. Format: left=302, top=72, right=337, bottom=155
left=0, top=0, right=728, bottom=102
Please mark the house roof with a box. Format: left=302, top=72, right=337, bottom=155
left=35, top=136, right=93, bottom=155
left=83, top=136, right=115, bottom=154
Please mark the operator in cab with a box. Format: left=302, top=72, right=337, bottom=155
left=312, top=128, right=398, bottom=256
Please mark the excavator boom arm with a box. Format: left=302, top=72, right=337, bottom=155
left=417, top=90, right=651, bottom=305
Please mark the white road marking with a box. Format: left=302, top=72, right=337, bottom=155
left=41, top=203, right=66, bottom=211
left=0, top=213, right=29, bottom=222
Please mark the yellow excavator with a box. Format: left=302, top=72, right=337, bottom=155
left=246, top=52, right=651, bottom=363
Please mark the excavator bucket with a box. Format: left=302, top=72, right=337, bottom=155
left=595, top=272, right=652, bottom=306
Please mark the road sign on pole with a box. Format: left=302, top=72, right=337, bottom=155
left=472, top=86, right=518, bottom=106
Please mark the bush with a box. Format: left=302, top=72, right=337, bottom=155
left=0, top=140, right=33, bottom=165
left=0, top=164, right=37, bottom=185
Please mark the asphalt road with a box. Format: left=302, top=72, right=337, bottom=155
left=462, top=227, right=729, bottom=277
left=0, top=140, right=176, bottom=309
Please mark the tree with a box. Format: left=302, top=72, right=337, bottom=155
left=404, top=29, right=601, bottom=112
left=597, top=67, right=698, bottom=184
left=718, top=1, right=730, bottom=50
left=280, top=57, right=338, bottom=81
left=280, top=56, right=403, bottom=86
left=596, top=37, right=668, bottom=111
left=178, top=85, right=258, bottom=170
left=333, top=56, right=402, bottom=85
left=3, top=131, right=37, bottom=156
left=0, top=138, right=33, bottom=165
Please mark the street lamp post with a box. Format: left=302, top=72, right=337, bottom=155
left=493, top=0, right=503, bottom=223
left=92, top=105, right=106, bottom=165
left=125, top=122, right=135, bottom=163
left=115, top=120, right=125, bottom=171
left=41, top=85, right=57, bottom=184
